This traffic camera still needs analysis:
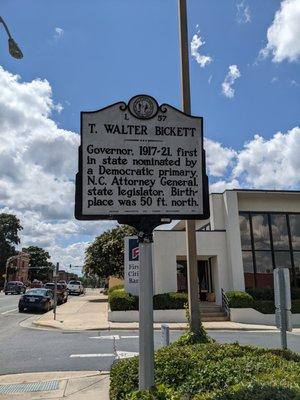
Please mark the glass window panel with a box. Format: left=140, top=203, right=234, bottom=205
left=270, top=214, right=289, bottom=250
left=290, top=214, right=300, bottom=250
left=242, top=251, right=254, bottom=273
left=294, top=252, right=300, bottom=287
left=239, top=214, right=252, bottom=250
left=251, top=214, right=271, bottom=250
left=242, top=251, right=255, bottom=289
left=274, top=251, right=292, bottom=268
left=255, top=251, right=273, bottom=288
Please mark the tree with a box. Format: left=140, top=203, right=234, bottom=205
left=0, top=213, right=23, bottom=280
left=25, top=246, right=54, bottom=282
left=84, top=225, right=137, bottom=279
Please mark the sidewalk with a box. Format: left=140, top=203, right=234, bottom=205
left=32, top=290, right=285, bottom=332
left=0, top=371, right=109, bottom=400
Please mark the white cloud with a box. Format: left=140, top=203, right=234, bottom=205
left=260, top=0, right=300, bottom=62
left=221, top=65, right=241, bottom=98
left=54, top=27, right=64, bottom=40
left=206, top=127, right=300, bottom=192
left=236, top=1, right=251, bottom=24
left=205, top=138, right=236, bottom=177
left=0, top=66, right=114, bottom=269
left=191, top=34, right=212, bottom=68
left=233, top=127, right=300, bottom=188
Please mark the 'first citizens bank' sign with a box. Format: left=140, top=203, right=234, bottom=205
left=124, top=237, right=139, bottom=296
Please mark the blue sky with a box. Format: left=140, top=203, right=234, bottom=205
left=0, top=0, right=299, bottom=267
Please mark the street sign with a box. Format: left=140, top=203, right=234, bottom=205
left=124, top=237, right=139, bottom=296
left=274, top=267, right=293, bottom=349
left=75, top=94, right=209, bottom=225
left=274, top=267, right=291, bottom=310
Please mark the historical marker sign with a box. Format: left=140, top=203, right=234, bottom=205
left=75, top=95, right=209, bottom=222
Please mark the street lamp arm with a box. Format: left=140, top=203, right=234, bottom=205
left=0, top=16, right=23, bottom=59
left=0, top=16, right=13, bottom=38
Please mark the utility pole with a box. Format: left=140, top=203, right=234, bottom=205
left=178, top=0, right=201, bottom=334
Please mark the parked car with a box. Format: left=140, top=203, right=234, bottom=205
left=44, top=283, right=68, bottom=304
left=31, top=280, right=44, bottom=288
left=67, top=280, right=85, bottom=296
left=19, top=288, right=54, bottom=312
left=5, top=281, right=26, bottom=295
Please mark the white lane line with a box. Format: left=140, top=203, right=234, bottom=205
left=1, top=308, right=18, bottom=315
left=89, top=335, right=120, bottom=340
left=70, top=353, right=115, bottom=358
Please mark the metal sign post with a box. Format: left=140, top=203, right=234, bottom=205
left=274, top=267, right=292, bottom=349
left=75, top=93, right=209, bottom=390
left=161, top=324, right=170, bottom=347
left=138, top=231, right=154, bottom=389
left=53, top=262, right=59, bottom=320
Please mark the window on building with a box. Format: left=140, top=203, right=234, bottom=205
left=271, top=214, right=289, bottom=250
left=239, top=212, right=300, bottom=289
left=242, top=251, right=254, bottom=289
left=274, top=251, right=292, bottom=268
left=239, top=213, right=251, bottom=250
left=251, top=213, right=271, bottom=250
left=290, top=214, right=300, bottom=251
left=255, top=251, right=273, bottom=288
left=294, top=252, right=300, bottom=287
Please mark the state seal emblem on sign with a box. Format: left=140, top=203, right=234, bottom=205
left=129, top=95, right=158, bottom=119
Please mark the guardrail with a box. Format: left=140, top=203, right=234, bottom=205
left=221, top=288, right=230, bottom=319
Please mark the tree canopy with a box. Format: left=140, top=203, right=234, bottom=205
left=25, top=246, right=54, bottom=282
left=0, top=213, right=23, bottom=278
left=84, top=225, right=137, bottom=279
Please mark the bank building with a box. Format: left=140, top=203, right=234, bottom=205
left=152, top=189, right=300, bottom=306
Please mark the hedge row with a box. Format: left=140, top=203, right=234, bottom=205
left=227, top=291, right=300, bottom=314
left=247, top=287, right=300, bottom=301
left=108, top=289, right=188, bottom=311
left=110, top=342, right=300, bottom=399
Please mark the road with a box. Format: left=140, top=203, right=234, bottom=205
left=0, top=292, right=300, bottom=375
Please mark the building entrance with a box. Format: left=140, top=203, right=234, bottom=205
left=177, top=259, right=213, bottom=301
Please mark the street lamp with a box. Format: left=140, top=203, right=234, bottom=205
left=0, top=16, right=23, bottom=59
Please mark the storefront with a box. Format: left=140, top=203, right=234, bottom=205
left=153, top=189, right=300, bottom=305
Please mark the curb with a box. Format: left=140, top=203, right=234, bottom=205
left=30, top=320, right=279, bottom=332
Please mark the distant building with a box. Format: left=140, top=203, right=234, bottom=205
left=58, top=270, right=68, bottom=282
left=8, top=249, right=30, bottom=282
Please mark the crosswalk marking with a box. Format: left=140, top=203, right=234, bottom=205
left=70, top=353, right=115, bottom=358
left=89, top=335, right=139, bottom=340
left=116, top=351, right=138, bottom=359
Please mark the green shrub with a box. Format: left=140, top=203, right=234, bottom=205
left=109, top=289, right=188, bottom=311
left=247, top=287, right=274, bottom=301
left=110, top=343, right=300, bottom=400
left=108, top=284, right=125, bottom=295
left=226, top=291, right=254, bottom=308
left=250, top=299, right=300, bottom=314
left=253, top=300, right=275, bottom=314
left=153, top=292, right=187, bottom=310
left=109, top=289, right=138, bottom=311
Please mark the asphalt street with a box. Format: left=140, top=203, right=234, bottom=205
left=1, top=292, right=300, bottom=375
